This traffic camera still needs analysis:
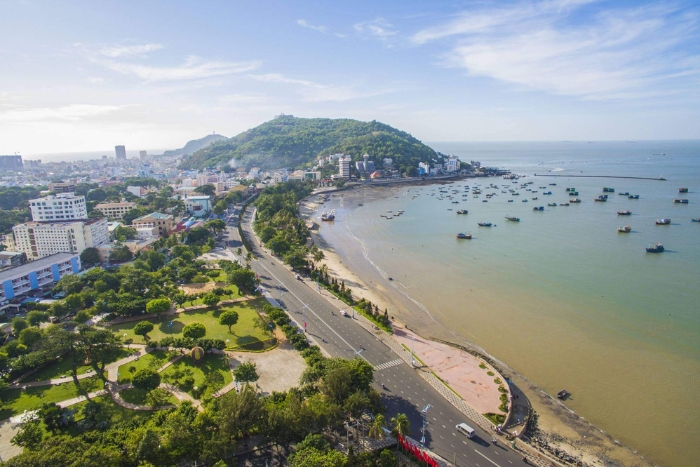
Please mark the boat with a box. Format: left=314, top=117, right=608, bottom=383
left=679, top=188, right=689, bottom=193
left=478, top=222, right=492, bottom=227
left=595, top=195, right=607, bottom=202
left=628, top=194, right=640, bottom=199
left=505, top=216, right=520, bottom=222
left=619, top=192, right=629, bottom=196
left=557, top=390, right=569, bottom=399
left=603, top=187, right=615, bottom=192
left=673, top=198, right=689, bottom=204
left=566, top=188, right=576, bottom=192
left=692, top=218, right=700, bottom=222
left=532, top=197, right=538, bottom=200
left=508, top=199, right=514, bottom=203
left=617, top=210, right=632, bottom=215
left=512, top=192, right=520, bottom=196
left=656, top=218, right=671, bottom=225
left=522, top=199, right=528, bottom=202
left=456, top=232, right=472, bottom=239
left=397, top=210, right=404, bottom=214
left=358, top=203, right=364, bottom=206
left=570, top=198, right=581, bottom=203
left=568, top=191, right=579, bottom=196
left=457, top=209, right=468, bottom=214
left=548, top=203, right=557, bottom=207
left=618, top=225, right=631, bottom=233
left=321, top=210, right=336, bottom=221
left=560, top=202, right=569, bottom=206
left=646, top=243, right=664, bottom=253
left=533, top=206, right=544, bottom=211
left=482, top=200, right=488, bottom=203
left=543, top=191, right=552, bottom=195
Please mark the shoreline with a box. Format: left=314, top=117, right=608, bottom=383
left=304, top=184, right=657, bottom=467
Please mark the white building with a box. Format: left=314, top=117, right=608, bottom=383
left=0, top=253, right=80, bottom=302
left=29, top=193, right=87, bottom=221
left=184, top=195, right=212, bottom=218
left=272, top=170, right=288, bottom=184
left=126, top=186, right=148, bottom=198
left=94, top=201, right=137, bottom=221
left=445, top=156, right=460, bottom=173
left=339, top=156, right=351, bottom=178
left=196, top=173, right=219, bottom=187
left=12, top=218, right=109, bottom=261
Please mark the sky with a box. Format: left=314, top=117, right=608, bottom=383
left=1, top=0, right=699, bottom=156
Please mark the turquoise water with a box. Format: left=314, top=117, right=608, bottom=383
left=317, top=141, right=700, bottom=467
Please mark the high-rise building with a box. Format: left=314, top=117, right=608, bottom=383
left=0, top=155, right=23, bottom=171
left=29, top=193, right=88, bottom=221
left=115, top=145, right=127, bottom=160
left=139, top=150, right=147, bottom=159
left=12, top=218, right=109, bottom=261
left=339, top=156, right=351, bottom=178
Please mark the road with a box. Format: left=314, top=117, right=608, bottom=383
left=233, top=208, right=532, bottom=467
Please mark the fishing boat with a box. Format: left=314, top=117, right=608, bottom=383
left=321, top=210, right=336, bottom=221
left=522, top=199, right=528, bottom=203
left=646, top=243, right=664, bottom=253
left=618, top=225, right=631, bottom=233
left=692, top=218, right=700, bottom=222
left=679, top=188, right=689, bottom=193
left=508, top=199, right=514, bottom=203
left=603, top=187, right=615, bottom=193
left=619, top=192, right=630, bottom=196
left=456, top=209, right=468, bottom=214
left=570, top=198, right=581, bottom=203
left=595, top=196, right=607, bottom=202
left=512, top=192, right=520, bottom=196
left=628, top=194, right=640, bottom=199
left=656, top=218, right=671, bottom=225
left=477, top=222, right=492, bottom=227
left=566, top=188, right=576, bottom=192
left=532, top=197, right=538, bottom=200
left=543, top=191, right=552, bottom=195
left=617, top=210, right=632, bottom=215
left=673, top=198, right=689, bottom=204
left=533, top=206, right=544, bottom=211
left=568, top=191, right=579, bottom=196
left=456, top=232, right=472, bottom=239
left=505, top=216, right=520, bottom=222
left=548, top=203, right=557, bottom=207
left=550, top=183, right=557, bottom=186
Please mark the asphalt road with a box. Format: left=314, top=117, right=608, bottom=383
left=234, top=209, right=531, bottom=467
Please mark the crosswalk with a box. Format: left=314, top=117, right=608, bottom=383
left=374, top=359, right=404, bottom=371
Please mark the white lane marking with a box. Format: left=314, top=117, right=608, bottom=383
left=474, top=449, right=501, bottom=467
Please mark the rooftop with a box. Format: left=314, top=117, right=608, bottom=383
left=0, top=252, right=77, bottom=282
left=133, top=212, right=172, bottom=221
left=17, top=217, right=106, bottom=227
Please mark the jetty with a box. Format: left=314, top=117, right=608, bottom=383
left=535, top=174, right=666, bottom=181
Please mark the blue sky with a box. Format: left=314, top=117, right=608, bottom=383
left=1, top=0, right=699, bottom=155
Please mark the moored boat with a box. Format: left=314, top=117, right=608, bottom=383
left=619, top=192, right=630, bottom=196
left=505, top=216, right=520, bottom=222
left=477, top=222, right=492, bottom=227
left=543, top=191, right=552, bottom=195
left=570, top=198, right=581, bottom=203
left=456, top=232, right=472, bottom=239
left=566, top=188, right=576, bottom=192
left=692, top=218, right=700, bottom=222
left=533, top=206, right=544, bottom=211
left=617, top=210, right=632, bottom=215
left=568, top=191, right=579, bottom=196
left=618, top=225, right=631, bottom=233
left=679, top=188, right=689, bottom=193
left=646, top=243, right=664, bottom=253
left=560, top=202, right=570, bottom=206
left=321, top=210, right=336, bottom=221
left=595, top=195, right=607, bottom=202
left=628, top=194, right=640, bottom=199
left=673, top=198, right=689, bottom=204
left=547, top=202, right=557, bottom=207
left=656, top=218, right=671, bottom=225
left=603, top=187, right=615, bottom=192
left=456, top=209, right=468, bottom=214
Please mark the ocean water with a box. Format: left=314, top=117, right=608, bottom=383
left=315, top=141, right=700, bottom=467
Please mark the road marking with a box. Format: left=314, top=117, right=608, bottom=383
left=374, top=359, right=403, bottom=371
left=474, top=450, right=501, bottom=467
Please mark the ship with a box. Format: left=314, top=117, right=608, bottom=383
left=679, top=188, right=689, bottom=193
left=656, top=218, right=671, bottom=225
left=533, top=206, right=544, bottom=211
left=646, top=243, right=664, bottom=253
left=566, top=188, right=576, bottom=192
left=568, top=191, right=579, bottom=196
left=595, top=195, right=607, bottom=202
left=628, top=194, right=640, bottom=199
left=617, top=210, right=632, bottom=215
left=618, top=225, right=631, bottom=233
left=543, top=191, right=553, bottom=195
left=505, top=216, right=520, bottom=222
left=560, top=202, right=570, bottom=206
left=508, top=199, right=514, bottom=203
left=692, top=218, right=700, bottom=222
left=619, top=192, right=630, bottom=196
left=570, top=198, right=581, bottom=203
left=321, top=210, right=336, bottom=221
left=548, top=203, right=557, bottom=207
left=456, top=232, right=472, bottom=239
left=477, top=222, right=492, bottom=227
left=673, top=198, right=689, bottom=204
left=603, top=187, right=615, bottom=192
left=456, top=209, right=468, bottom=214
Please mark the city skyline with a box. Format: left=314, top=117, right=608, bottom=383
left=1, top=0, right=699, bottom=155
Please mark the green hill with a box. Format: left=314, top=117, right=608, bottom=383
left=161, top=133, right=228, bottom=157
left=178, top=115, right=438, bottom=172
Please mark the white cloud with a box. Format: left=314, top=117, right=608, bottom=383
left=297, top=19, right=327, bottom=33
left=99, top=43, right=164, bottom=58
left=87, top=76, right=104, bottom=84
left=247, top=73, right=394, bottom=102
left=104, top=56, right=261, bottom=82
left=0, top=104, right=128, bottom=122
left=355, top=18, right=397, bottom=37
left=412, top=1, right=700, bottom=101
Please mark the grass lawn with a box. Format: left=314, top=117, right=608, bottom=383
left=209, top=269, right=228, bottom=282
left=109, top=297, right=272, bottom=349
left=117, top=350, right=178, bottom=384
left=181, top=284, right=240, bottom=307
left=0, top=377, right=104, bottom=418
left=160, top=353, right=232, bottom=398
left=23, top=348, right=132, bottom=383
left=119, top=388, right=178, bottom=406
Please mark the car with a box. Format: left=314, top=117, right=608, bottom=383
left=456, top=423, right=475, bottom=438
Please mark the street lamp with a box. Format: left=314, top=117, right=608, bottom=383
left=410, top=336, right=416, bottom=368
left=420, top=404, right=431, bottom=445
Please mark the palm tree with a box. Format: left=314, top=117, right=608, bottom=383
left=390, top=413, right=410, bottom=437
left=368, top=414, right=386, bottom=440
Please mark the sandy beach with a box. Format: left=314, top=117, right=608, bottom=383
left=304, top=185, right=656, bottom=467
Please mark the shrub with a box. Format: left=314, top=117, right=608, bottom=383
left=132, top=368, right=161, bottom=392
left=182, top=322, right=206, bottom=339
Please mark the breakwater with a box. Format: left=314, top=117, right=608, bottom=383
left=534, top=174, right=666, bottom=181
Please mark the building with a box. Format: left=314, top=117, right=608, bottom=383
left=0, top=251, right=27, bottom=269
left=12, top=218, right=109, bottom=261
left=355, top=154, right=376, bottom=175
left=48, top=181, right=77, bottom=193
left=272, top=171, right=288, bottom=184
left=383, top=158, right=393, bottom=168
left=248, top=167, right=260, bottom=179
left=126, top=185, right=148, bottom=198
left=445, top=156, right=460, bottom=173
left=94, top=201, right=137, bottom=221
left=418, top=162, right=430, bottom=176
left=132, top=212, right=174, bottom=236
left=139, top=150, right=147, bottom=159
left=184, top=195, right=212, bottom=218
left=29, top=193, right=88, bottom=221
left=0, top=253, right=80, bottom=303
left=196, top=173, right=219, bottom=187
left=115, top=145, right=127, bottom=160
left=0, top=155, right=23, bottom=171
left=24, top=159, right=42, bottom=168
left=339, top=156, right=351, bottom=178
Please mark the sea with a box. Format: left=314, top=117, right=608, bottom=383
left=314, top=141, right=700, bottom=467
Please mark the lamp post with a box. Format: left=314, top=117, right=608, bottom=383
left=410, top=336, right=415, bottom=368
left=420, top=404, right=431, bottom=445
left=168, top=321, right=173, bottom=335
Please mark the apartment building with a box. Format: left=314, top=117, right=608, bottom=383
left=132, top=212, right=174, bottom=236
left=94, top=201, right=137, bottom=221
left=0, top=253, right=80, bottom=302
left=48, top=181, right=77, bottom=193
left=29, top=193, right=87, bottom=221
left=12, top=218, right=109, bottom=260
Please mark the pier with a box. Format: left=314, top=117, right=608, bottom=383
left=535, top=174, right=666, bottom=181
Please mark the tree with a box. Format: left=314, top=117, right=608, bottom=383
left=19, top=327, right=42, bottom=347
left=27, top=310, right=50, bottom=328
left=110, top=243, right=134, bottom=262
left=11, top=420, right=43, bottom=450
left=202, top=293, right=220, bottom=308
left=320, top=366, right=352, bottom=404
left=39, top=402, right=68, bottom=433
left=194, top=184, right=216, bottom=196
left=132, top=368, right=161, bottom=391
left=133, top=321, right=154, bottom=340
left=145, top=388, right=172, bottom=408
left=233, top=362, right=259, bottom=383
left=182, top=322, right=206, bottom=339
left=390, top=413, right=410, bottom=436
left=205, top=219, right=226, bottom=234
left=227, top=268, right=257, bottom=295
left=11, top=317, right=28, bottom=335
left=377, top=449, right=396, bottom=467
left=80, top=247, right=101, bottom=264
left=75, top=325, right=123, bottom=381
left=114, top=225, right=137, bottom=241
left=146, top=298, right=171, bottom=320
left=219, top=310, right=239, bottom=333
left=368, top=414, right=386, bottom=440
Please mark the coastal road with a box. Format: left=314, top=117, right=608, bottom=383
left=241, top=209, right=531, bottom=467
